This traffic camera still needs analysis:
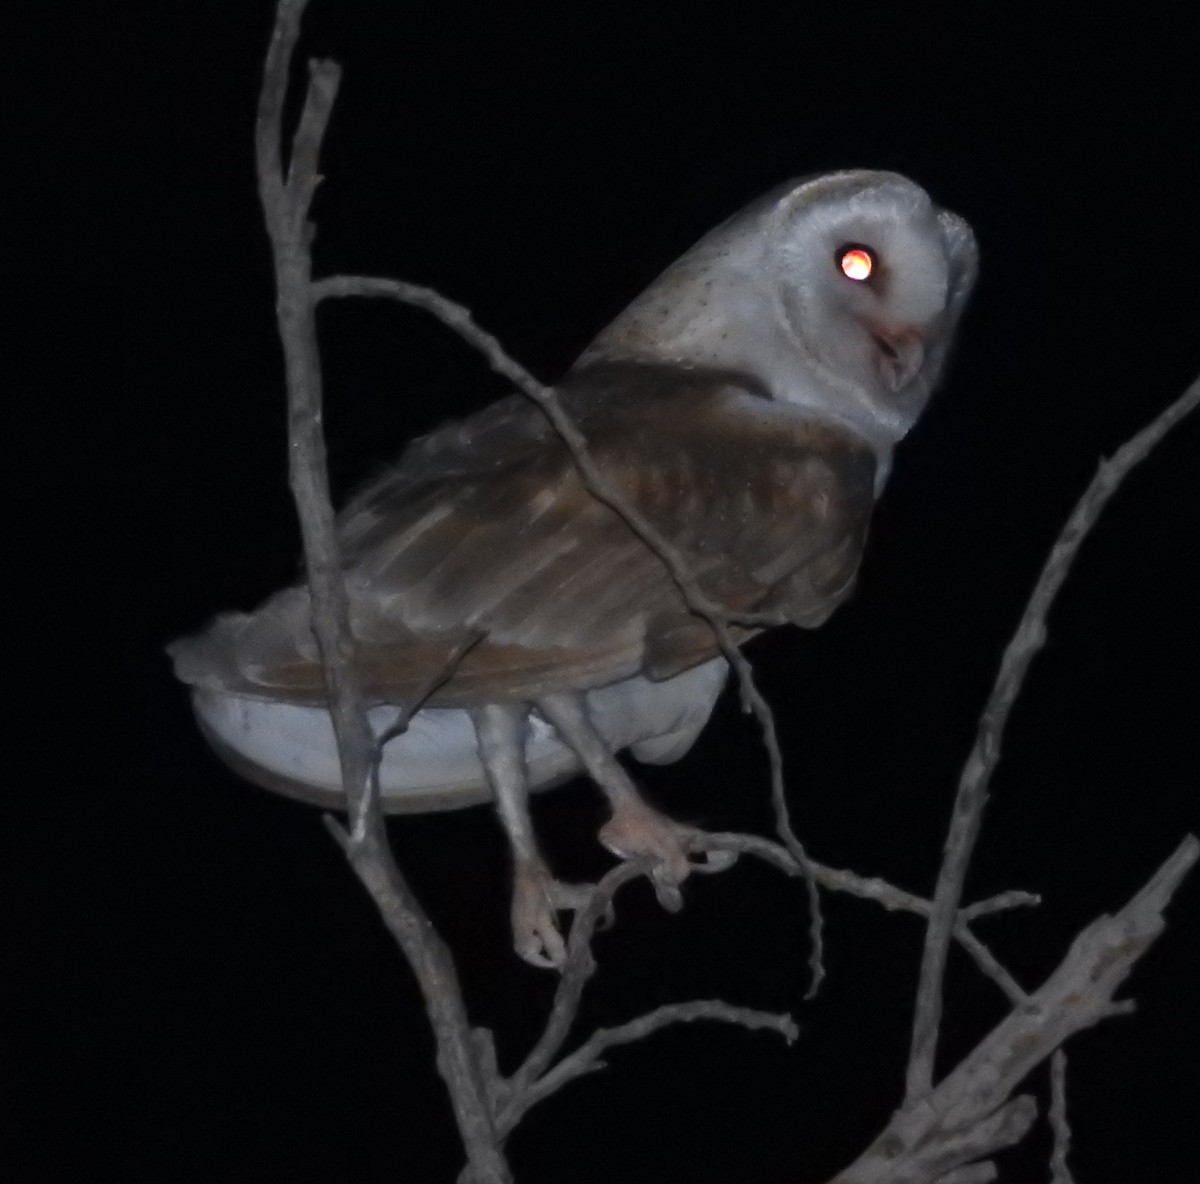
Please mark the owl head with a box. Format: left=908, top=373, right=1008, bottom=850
left=578, top=170, right=978, bottom=474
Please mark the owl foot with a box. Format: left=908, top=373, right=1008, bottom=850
left=599, top=796, right=735, bottom=912
left=511, top=859, right=602, bottom=969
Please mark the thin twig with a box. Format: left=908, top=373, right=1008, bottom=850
left=906, top=373, right=1200, bottom=1103
left=959, top=891, right=1041, bottom=923
left=700, top=832, right=1035, bottom=920
left=313, top=271, right=828, bottom=992
left=951, top=926, right=1029, bottom=1008
left=504, top=1001, right=798, bottom=1130
left=497, top=855, right=796, bottom=1132
left=255, top=4, right=510, bottom=1181
left=697, top=832, right=1033, bottom=1004
left=506, top=860, right=648, bottom=1108
left=258, top=8, right=373, bottom=836
left=311, top=275, right=776, bottom=638
left=1048, top=1050, right=1076, bottom=1184
left=374, top=629, right=485, bottom=749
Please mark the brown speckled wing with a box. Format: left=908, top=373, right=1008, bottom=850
left=170, top=364, right=876, bottom=706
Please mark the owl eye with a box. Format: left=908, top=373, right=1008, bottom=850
left=837, top=245, right=875, bottom=282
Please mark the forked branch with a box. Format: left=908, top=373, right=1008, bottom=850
left=830, top=836, right=1197, bottom=1183
left=256, top=4, right=509, bottom=1180
left=906, top=370, right=1200, bottom=1103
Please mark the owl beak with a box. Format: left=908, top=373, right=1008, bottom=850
left=869, top=324, right=926, bottom=392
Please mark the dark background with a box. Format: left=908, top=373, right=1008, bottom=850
left=6, top=4, right=1199, bottom=1182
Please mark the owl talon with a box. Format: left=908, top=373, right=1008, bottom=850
left=652, top=880, right=684, bottom=913
left=599, top=795, right=720, bottom=909
left=512, top=861, right=567, bottom=968
left=512, top=862, right=603, bottom=968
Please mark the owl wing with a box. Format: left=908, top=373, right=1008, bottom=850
left=169, top=364, right=876, bottom=706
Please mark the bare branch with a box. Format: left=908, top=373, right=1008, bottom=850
left=950, top=927, right=1029, bottom=1009
left=494, top=829, right=1033, bottom=1132
left=312, top=270, right=828, bottom=991
left=374, top=629, right=485, bottom=749
left=254, top=0, right=299, bottom=209
left=505, top=1001, right=798, bottom=1130
left=699, top=832, right=1031, bottom=919
left=1048, top=1050, right=1076, bottom=1184
left=316, top=268, right=784, bottom=645
left=286, top=58, right=340, bottom=206
left=493, top=854, right=795, bottom=1132
left=697, top=832, right=1033, bottom=1005
left=829, top=836, right=1197, bottom=1184
left=311, top=275, right=773, bottom=635
left=958, top=891, right=1041, bottom=923
left=507, top=860, right=648, bottom=1107
left=255, top=4, right=509, bottom=1181
left=906, top=373, right=1200, bottom=1102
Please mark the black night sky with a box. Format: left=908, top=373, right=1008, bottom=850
left=6, top=5, right=1200, bottom=1183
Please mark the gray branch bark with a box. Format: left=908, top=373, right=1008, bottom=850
left=255, top=5, right=510, bottom=1180
left=830, top=837, right=1197, bottom=1184
left=1048, top=1050, right=1076, bottom=1184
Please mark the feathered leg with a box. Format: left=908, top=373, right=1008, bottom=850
left=472, top=703, right=589, bottom=967
left=536, top=691, right=729, bottom=911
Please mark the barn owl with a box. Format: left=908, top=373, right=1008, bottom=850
left=170, top=170, right=977, bottom=967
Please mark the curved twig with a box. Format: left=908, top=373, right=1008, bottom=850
left=697, top=832, right=1035, bottom=1005
left=504, top=1000, right=797, bottom=1131
left=1048, top=1050, right=1076, bottom=1184
left=313, top=271, right=827, bottom=992
left=497, top=855, right=796, bottom=1132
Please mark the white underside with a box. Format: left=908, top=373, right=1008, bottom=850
left=192, top=658, right=730, bottom=812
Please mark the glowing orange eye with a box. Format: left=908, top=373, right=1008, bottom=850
left=838, top=246, right=874, bottom=281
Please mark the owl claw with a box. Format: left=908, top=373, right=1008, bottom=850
left=512, top=862, right=567, bottom=968
left=653, top=881, right=684, bottom=913
left=599, top=795, right=728, bottom=905
left=512, top=861, right=602, bottom=969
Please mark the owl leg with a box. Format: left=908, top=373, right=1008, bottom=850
left=472, top=703, right=584, bottom=968
left=536, top=691, right=726, bottom=911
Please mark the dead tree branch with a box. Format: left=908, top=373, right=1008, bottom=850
left=829, top=836, right=1198, bottom=1184
left=696, top=833, right=1035, bottom=1006
left=510, top=1000, right=798, bottom=1130
left=1048, top=1050, right=1076, bottom=1184
left=256, top=4, right=510, bottom=1180
left=906, top=371, right=1200, bottom=1102
left=496, top=860, right=797, bottom=1135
